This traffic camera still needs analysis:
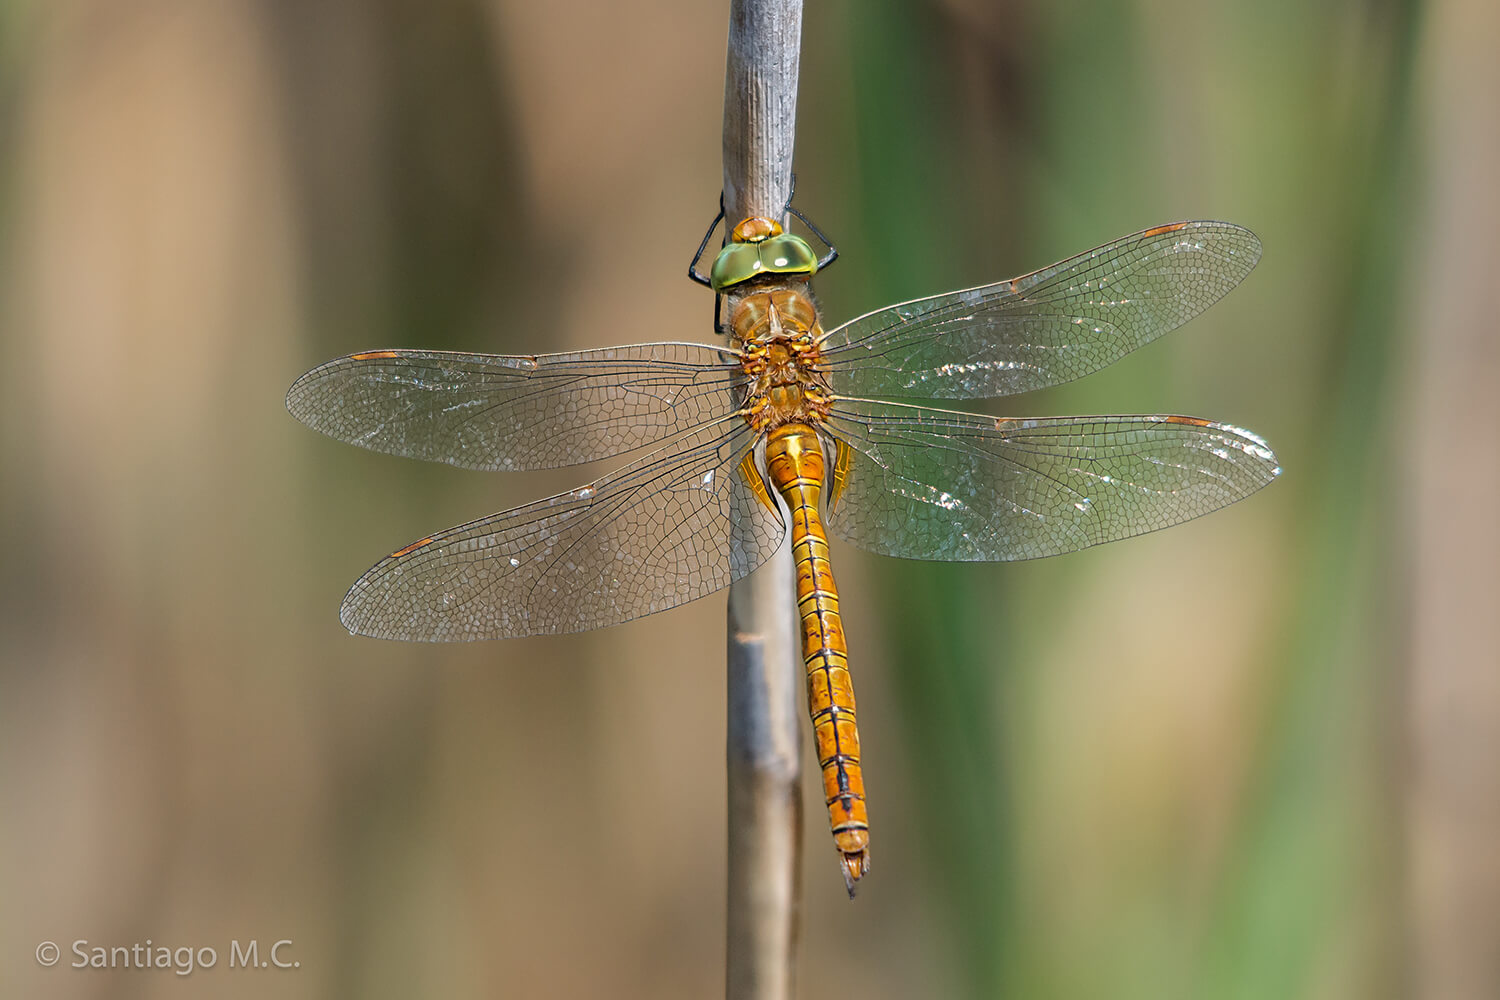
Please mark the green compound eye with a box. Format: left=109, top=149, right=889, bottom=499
left=710, top=242, right=764, bottom=292
left=760, top=234, right=817, bottom=276
left=710, top=233, right=819, bottom=292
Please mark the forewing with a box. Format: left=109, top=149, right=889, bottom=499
left=822, top=222, right=1261, bottom=400
left=287, top=344, right=741, bottom=470
left=823, top=399, right=1279, bottom=561
left=340, top=420, right=783, bottom=640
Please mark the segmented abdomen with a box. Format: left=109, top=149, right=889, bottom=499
left=764, top=422, right=871, bottom=894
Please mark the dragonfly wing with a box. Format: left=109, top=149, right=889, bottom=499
left=340, top=420, right=783, bottom=640
left=822, top=399, right=1279, bottom=561
left=287, top=344, right=742, bottom=470
left=822, top=222, right=1261, bottom=400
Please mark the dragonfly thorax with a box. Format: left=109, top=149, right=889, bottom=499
left=733, top=287, right=832, bottom=432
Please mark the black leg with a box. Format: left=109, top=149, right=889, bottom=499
left=687, top=194, right=726, bottom=287
left=789, top=204, right=839, bottom=271
left=712, top=291, right=726, bottom=336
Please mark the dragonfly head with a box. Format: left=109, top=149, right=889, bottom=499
left=710, top=216, right=819, bottom=293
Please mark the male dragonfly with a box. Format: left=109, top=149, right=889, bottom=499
left=287, top=212, right=1279, bottom=896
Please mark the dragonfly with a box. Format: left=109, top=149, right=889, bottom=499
left=287, top=211, right=1279, bottom=896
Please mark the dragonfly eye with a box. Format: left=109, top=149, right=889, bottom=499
left=710, top=243, right=765, bottom=292
left=710, top=234, right=820, bottom=293
left=760, top=234, right=818, bottom=276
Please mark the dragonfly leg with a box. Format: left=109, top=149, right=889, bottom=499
left=686, top=194, right=725, bottom=288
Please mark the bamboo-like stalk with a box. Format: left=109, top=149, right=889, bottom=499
left=722, top=3, right=805, bottom=999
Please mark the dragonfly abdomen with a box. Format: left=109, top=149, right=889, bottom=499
left=764, top=423, right=871, bottom=896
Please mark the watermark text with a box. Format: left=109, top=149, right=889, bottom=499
left=33, top=939, right=298, bottom=976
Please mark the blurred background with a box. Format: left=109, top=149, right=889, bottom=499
left=2, top=0, right=1495, bottom=997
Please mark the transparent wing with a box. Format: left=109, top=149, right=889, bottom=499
left=287, top=344, right=742, bottom=470
left=822, top=398, right=1279, bottom=561
left=340, top=419, right=783, bottom=640
left=821, top=222, right=1261, bottom=400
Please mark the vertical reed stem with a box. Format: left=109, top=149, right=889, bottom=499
left=722, top=3, right=805, bottom=998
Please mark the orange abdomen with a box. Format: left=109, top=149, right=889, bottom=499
left=764, top=423, right=871, bottom=894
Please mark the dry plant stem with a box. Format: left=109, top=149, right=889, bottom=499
left=723, top=2, right=805, bottom=999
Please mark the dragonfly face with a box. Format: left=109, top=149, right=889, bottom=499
left=709, top=216, right=820, bottom=292
left=287, top=214, right=1279, bottom=896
